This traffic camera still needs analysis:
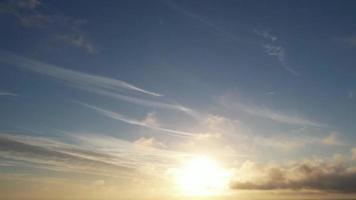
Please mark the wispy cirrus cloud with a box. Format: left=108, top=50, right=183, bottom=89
left=77, top=102, right=198, bottom=138
left=0, top=132, right=182, bottom=179
left=254, top=29, right=277, bottom=42
left=220, top=96, right=324, bottom=127
left=0, top=50, right=162, bottom=97
left=262, top=43, right=299, bottom=76
left=55, top=33, right=95, bottom=54
left=0, top=50, right=198, bottom=115
left=134, top=137, right=167, bottom=149
left=239, top=103, right=323, bottom=126
left=161, top=0, right=251, bottom=44
left=0, top=92, right=18, bottom=96
left=0, top=133, right=133, bottom=177
left=254, top=29, right=299, bottom=76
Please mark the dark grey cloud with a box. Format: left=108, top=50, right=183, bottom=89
left=231, top=161, right=356, bottom=193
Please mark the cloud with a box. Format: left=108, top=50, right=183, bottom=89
left=161, top=0, right=246, bottom=44
left=254, top=29, right=277, bottom=42
left=55, top=34, right=95, bottom=54
left=141, top=112, right=160, bottom=127
left=348, top=90, right=354, bottom=100
left=339, top=35, right=356, bottom=46
left=322, top=132, right=343, bottom=146
left=78, top=102, right=198, bottom=138
left=0, top=92, right=17, bottom=96
left=221, top=98, right=324, bottom=127
left=0, top=51, right=161, bottom=96
left=134, top=137, right=166, bottom=149
left=0, top=51, right=198, bottom=114
left=0, top=134, right=133, bottom=176
left=0, top=132, right=185, bottom=180
left=262, top=44, right=299, bottom=76
left=230, top=159, right=356, bottom=193
left=11, top=0, right=41, bottom=10
left=1, top=0, right=94, bottom=53
left=253, top=135, right=316, bottom=151
left=352, top=148, right=356, bottom=161
left=254, top=28, right=298, bottom=76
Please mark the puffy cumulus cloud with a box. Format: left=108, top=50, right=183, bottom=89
left=230, top=159, right=356, bottom=193
left=134, top=137, right=166, bottom=149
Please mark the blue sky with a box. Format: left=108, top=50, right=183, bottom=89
left=0, top=0, right=356, bottom=199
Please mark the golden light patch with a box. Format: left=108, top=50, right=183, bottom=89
left=171, top=155, right=231, bottom=196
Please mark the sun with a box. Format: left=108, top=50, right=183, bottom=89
left=171, top=155, right=231, bottom=196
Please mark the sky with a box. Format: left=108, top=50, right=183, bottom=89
left=0, top=0, right=356, bottom=199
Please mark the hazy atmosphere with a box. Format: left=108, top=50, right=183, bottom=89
left=0, top=0, right=356, bottom=200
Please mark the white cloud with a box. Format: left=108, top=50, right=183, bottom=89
left=0, top=51, right=198, bottom=114
left=78, top=102, right=198, bottom=138
left=0, top=92, right=17, bottom=96
left=223, top=99, right=324, bottom=127
left=141, top=112, right=160, bottom=127
left=254, top=29, right=277, bottom=42
left=134, top=137, right=166, bottom=149
left=262, top=44, right=299, bottom=76
left=55, top=34, right=95, bottom=54
left=0, top=51, right=161, bottom=96
left=0, top=132, right=185, bottom=180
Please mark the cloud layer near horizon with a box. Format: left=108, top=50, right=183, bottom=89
left=231, top=159, right=356, bottom=193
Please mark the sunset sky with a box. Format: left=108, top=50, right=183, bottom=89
left=0, top=0, right=356, bottom=199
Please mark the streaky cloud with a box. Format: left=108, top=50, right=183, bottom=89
left=220, top=96, right=324, bottom=127
left=88, top=89, right=195, bottom=115
left=161, top=0, right=251, bottom=44
left=0, top=133, right=133, bottom=177
left=0, top=132, right=184, bottom=179
left=0, top=50, right=199, bottom=116
left=77, top=102, right=198, bottom=138
left=0, top=50, right=162, bottom=97
left=0, top=92, right=18, bottom=96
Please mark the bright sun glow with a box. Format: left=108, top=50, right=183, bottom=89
left=172, top=155, right=231, bottom=196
